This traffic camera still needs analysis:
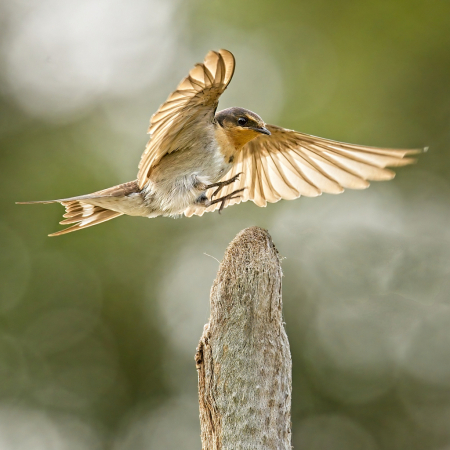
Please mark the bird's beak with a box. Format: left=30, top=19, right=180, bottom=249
left=253, top=126, right=271, bottom=136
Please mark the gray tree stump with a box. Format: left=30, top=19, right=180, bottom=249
left=195, top=227, right=292, bottom=450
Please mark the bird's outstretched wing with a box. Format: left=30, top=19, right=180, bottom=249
left=184, top=124, right=422, bottom=217
left=137, top=49, right=235, bottom=189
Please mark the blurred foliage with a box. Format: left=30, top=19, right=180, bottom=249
left=0, top=0, right=450, bottom=448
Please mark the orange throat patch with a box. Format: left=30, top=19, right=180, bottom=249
left=215, top=125, right=260, bottom=155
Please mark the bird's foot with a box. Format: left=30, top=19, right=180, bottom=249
left=206, top=188, right=245, bottom=213
left=205, top=172, right=243, bottom=199
left=194, top=193, right=209, bottom=205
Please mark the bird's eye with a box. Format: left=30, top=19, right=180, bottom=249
left=237, top=117, right=248, bottom=126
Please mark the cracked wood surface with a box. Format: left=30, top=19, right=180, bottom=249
left=195, top=227, right=292, bottom=450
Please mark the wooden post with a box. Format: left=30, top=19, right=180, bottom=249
left=195, top=227, right=292, bottom=450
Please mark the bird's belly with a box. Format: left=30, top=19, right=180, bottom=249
left=196, top=150, right=233, bottom=184
left=142, top=146, right=233, bottom=216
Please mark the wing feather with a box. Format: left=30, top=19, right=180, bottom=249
left=265, top=152, right=301, bottom=199
left=276, top=151, right=322, bottom=196
left=258, top=153, right=279, bottom=203
left=185, top=124, right=421, bottom=216
left=137, top=49, right=236, bottom=189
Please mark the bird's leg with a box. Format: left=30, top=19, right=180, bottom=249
left=204, top=172, right=243, bottom=199
left=205, top=188, right=246, bottom=213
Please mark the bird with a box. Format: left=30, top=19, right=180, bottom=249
left=17, top=49, right=422, bottom=236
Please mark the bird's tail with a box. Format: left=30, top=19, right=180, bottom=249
left=17, top=198, right=123, bottom=236
left=16, top=180, right=140, bottom=236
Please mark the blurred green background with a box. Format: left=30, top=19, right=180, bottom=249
left=1, top=0, right=450, bottom=448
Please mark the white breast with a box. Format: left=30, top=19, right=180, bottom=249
left=142, top=136, right=234, bottom=217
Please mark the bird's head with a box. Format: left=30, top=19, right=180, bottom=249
left=215, top=107, right=271, bottom=149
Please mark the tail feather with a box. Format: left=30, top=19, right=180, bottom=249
left=16, top=198, right=123, bottom=236
left=16, top=180, right=139, bottom=236
left=15, top=194, right=109, bottom=205
left=16, top=200, right=56, bottom=205
left=59, top=204, right=107, bottom=224
left=48, top=201, right=123, bottom=237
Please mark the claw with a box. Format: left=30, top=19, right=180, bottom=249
left=207, top=188, right=246, bottom=213
left=206, top=172, right=243, bottom=199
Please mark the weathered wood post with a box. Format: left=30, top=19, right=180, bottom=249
left=195, top=227, right=292, bottom=450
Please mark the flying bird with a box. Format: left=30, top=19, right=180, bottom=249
left=18, top=49, right=422, bottom=236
